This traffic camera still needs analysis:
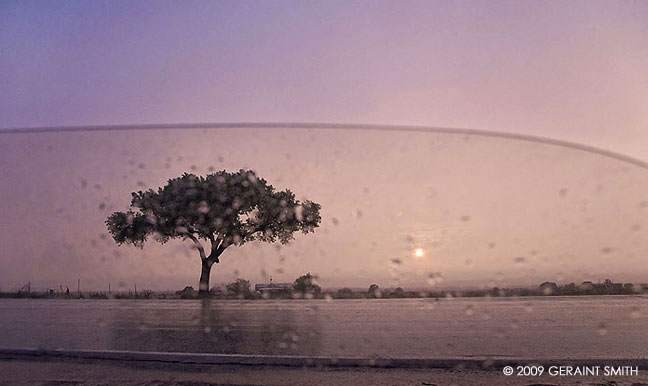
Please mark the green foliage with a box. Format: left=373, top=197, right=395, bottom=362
left=226, top=278, right=251, bottom=296
left=106, top=169, right=321, bottom=257
left=293, top=272, right=321, bottom=294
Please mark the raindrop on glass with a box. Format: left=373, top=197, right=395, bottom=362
left=597, top=323, right=608, bottom=336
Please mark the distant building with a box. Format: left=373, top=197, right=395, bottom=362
left=254, top=282, right=292, bottom=294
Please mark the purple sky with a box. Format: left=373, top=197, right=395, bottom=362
left=1, top=1, right=648, bottom=291
left=2, top=1, right=647, bottom=158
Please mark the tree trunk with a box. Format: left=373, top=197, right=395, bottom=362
left=198, top=261, right=212, bottom=296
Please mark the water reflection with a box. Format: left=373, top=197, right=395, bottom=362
left=109, top=300, right=322, bottom=355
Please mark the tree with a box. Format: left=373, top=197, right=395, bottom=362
left=226, top=278, right=251, bottom=297
left=106, top=170, right=321, bottom=295
left=368, top=284, right=380, bottom=298
left=539, top=281, right=558, bottom=295
left=392, top=287, right=405, bottom=298
left=337, top=287, right=353, bottom=297
left=175, top=286, right=197, bottom=299
left=293, top=272, right=321, bottom=294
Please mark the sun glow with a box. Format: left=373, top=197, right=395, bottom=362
left=414, top=248, right=424, bottom=258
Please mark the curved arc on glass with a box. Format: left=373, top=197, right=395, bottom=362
left=1, top=122, right=647, bottom=170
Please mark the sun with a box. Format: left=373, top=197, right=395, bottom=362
left=414, top=248, right=424, bottom=258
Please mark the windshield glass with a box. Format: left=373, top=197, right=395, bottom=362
left=1, top=125, right=647, bottom=359
left=2, top=1, right=648, bottom=384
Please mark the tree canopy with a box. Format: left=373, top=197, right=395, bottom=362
left=226, top=278, right=251, bottom=297
left=106, top=169, right=321, bottom=293
left=368, top=284, right=381, bottom=298
left=293, top=272, right=321, bottom=294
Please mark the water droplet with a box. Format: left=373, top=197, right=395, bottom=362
left=465, top=305, right=474, bottom=316
left=597, top=323, right=608, bottom=336
left=203, top=326, right=212, bottom=334
left=427, top=272, right=443, bottom=286
left=197, top=201, right=210, bottom=213
left=482, top=358, right=495, bottom=368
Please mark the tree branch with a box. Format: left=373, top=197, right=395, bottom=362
left=206, top=241, right=228, bottom=265
left=241, top=221, right=268, bottom=240
left=184, top=233, right=206, bottom=261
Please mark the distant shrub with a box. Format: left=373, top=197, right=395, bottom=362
left=176, top=286, right=198, bottom=299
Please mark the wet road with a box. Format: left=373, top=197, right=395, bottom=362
left=0, top=296, right=646, bottom=358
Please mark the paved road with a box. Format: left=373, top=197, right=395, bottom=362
left=0, top=296, right=647, bottom=358
left=2, top=358, right=648, bottom=386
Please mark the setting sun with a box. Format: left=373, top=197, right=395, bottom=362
left=414, top=248, right=424, bottom=258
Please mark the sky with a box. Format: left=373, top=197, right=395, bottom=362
left=1, top=1, right=648, bottom=291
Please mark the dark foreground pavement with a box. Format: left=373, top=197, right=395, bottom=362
left=2, top=358, right=648, bottom=386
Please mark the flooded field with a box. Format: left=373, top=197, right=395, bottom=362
left=1, top=296, right=646, bottom=358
